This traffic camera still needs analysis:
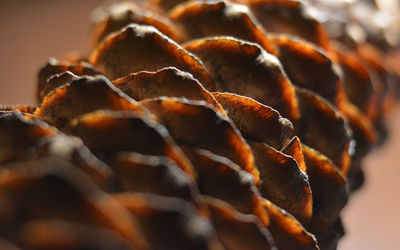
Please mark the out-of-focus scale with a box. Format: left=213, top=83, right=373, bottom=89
left=0, top=0, right=399, bottom=249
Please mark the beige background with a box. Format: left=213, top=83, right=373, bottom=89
left=0, top=0, right=399, bottom=249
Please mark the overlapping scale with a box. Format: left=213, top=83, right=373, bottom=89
left=37, top=58, right=100, bottom=102
left=239, top=0, right=331, bottom=51
left=183, top=36, right=299, bottom=120
left=294, top=87, right=351, bottom=172
left=204, top=196, right=276, bottom=250
left=0, top=112, right=112, bottom=184
left=212, top=92, right=294, bottom=149
left=263, top=199, right=319, bottom=250
left=34, top=75, right=147, bottom=128
left=91, top=1, right=183, bottom=46
left=0, top=158, right=149, bottom=249
left=170, top=0, right=277, bottom=54
left=18, top=219, right=132, bottom=250
left=181, top=147, right=269, bottom=226
left=68, top=110, right=195, bottom=177
left=249, top=140, right=312, bottom=224
left=271, top=35, right=341, bottom=106
left=89, top=24, right=214, bottom=89
left=140, top=97, right=260, bottom=184
left=113, top=193, right=221, bottom=250
left=112, top=67, right=225, bottom=114
left=109, top=152, right=197, bottom=202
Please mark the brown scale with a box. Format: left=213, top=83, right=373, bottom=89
left=294, top=87, right=351, bottom=173
left=301, top=144, right=348, bottom=224
left=0, top=158, right=149, bottom=249
left=67, top=110, right=195, bottom=178
left=339, top=100, right=378, bottom=190
left=212, top=92, right=294, bottom=150
left=91, top=2, right=183, bottom=46
left=262, top=199, right=319, bottom=250
left=204, top=196, right=276, bottom=250
left=282, top=136, right=307, bottom=172
left=112, top=67, right=226, bottom=115
left=89, top=24, right=215, bottom=90
left=37, top=58, right=100, bottom=102
left=301, top=146, right=348, bottom=250
left=113, top=193, right=223, bottom=250
left=34, top=75, right=147, bottom=129
left=249, top=140, right=312, bottom=225
left=109, top=152, right=198, bottom=203
left=280, top=136, right=345, bottom=238
left=183, top=36, right=299, bottom=121
left=0, top=112, right=112, bottom=185
left=40, top=71, right=78, bottom=101
left=140, top=97, right=260, bottom=184
left=334, top=47, right=378, bottom=119
left=355, top=43, right=397, bottom=115
left=17, top=219, right=132, bottom=250
left=169, top=0, right=277, bottom=54
left=181, top=147, right=269, bottom=226
left=238, top=0, right=332, bottom=52
left=306, top=214, right=344, bottom=250
left=271, top=35, right=341, bottom=106
left=0, top=111, right=57, bottom=165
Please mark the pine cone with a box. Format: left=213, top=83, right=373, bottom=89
left=0, top=0, right=398, bottom=249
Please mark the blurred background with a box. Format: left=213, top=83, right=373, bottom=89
left=0, top=0, right=399, bottom=249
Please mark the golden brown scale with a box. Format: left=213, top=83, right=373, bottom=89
left=339, top=100, right=377, bottom=188
left=301, top=146, right=348, bottom=250
left=113, top=193, right=222, bottom=250
left=109, top=152, right=198, bottom=202
left=249, top=140, right=313, bottom=224
left=0, top=112, right=112, bottom=184
left=301, top=144, right=348, bottom=223
left=37, top=58, right=100, bottom=102
left=306, top=215, right=344, bottom=250
left=0, top=158, right=149, bottom=250
left=18, top=219, right=132, bottom=250
left=140, top=97, right=260, bottom=184
left=34, top=75, right=147, bottom=129
left=204, top=197, right=276, bottom=250
left=355, top=43, right=397, bottom=117
left=272, top=35, right=341, bottom=106
left=282, top=136, right=307, bottom=173
left=170, top=0, right=277, bottom=54
left=240, top=0, right=331, bottom=52
left=262, top=199, right=319, bottom=250
left=335, top=48, right=377, bottom=119
left=112, top=67, right=226, bottom=115
left=90, top=24, right=215, bottom=90
left=0, top=111, right=57, bottom=164
left=294, top=87, right=351, bottom=172
left=68, top=110, right=195, bottom=178
left=91, top=2, right=183, bottom=46
left=213, top=92, right=294, bottom=150
left=181, top=147, right=269, bottom=227
left=40, top=71, right=78, bottom=101
left=183, top=36, right=299, bottom=121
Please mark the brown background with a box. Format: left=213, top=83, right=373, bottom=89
left=0, top=0, right=399, bottom=249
